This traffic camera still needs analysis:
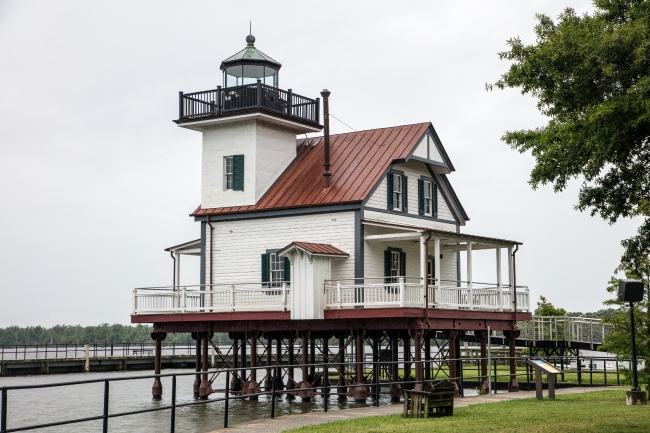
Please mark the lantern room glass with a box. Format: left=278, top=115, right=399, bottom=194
left=224, top=65, right=278, bottom=88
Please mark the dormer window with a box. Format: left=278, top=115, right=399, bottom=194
left=224, top=155, right=244, bottom=191
left=418, top=177, right=438, bottom=218
left=387, top=171, right=408, bottom=212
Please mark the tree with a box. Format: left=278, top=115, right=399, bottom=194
left=489, top=0, right=650, bottom=389
left=534, top=296, right=567, bottom=316
left=488, top=0, right=650, bottom=274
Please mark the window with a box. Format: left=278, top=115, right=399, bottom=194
left=390, top=250, right=401, bottom=282
left=418, top=178, right=438, bottom=218
left=224, top=156, right=234, bottom=190
left=387, top=171, right=408, bottom=212
left=261, top=250, right=290, bottom=289
left=423, top=181, right=433, bottom=216
left=384, top=247, right=406, bottom=286
left=269, top=252, right=284, bottom=287
left=224, top=155, right=244, bottom=191
left=393, top=174, right=402, bottom=211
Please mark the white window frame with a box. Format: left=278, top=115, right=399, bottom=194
left=269, top=252, right=285, bottom=287
left=224, top=156, right=234, bottom=190
left=393, top=174, right=403, bottom=211
left=423, top=180, right=433, bottom=216
left=390, top=250, right=401, bottom=283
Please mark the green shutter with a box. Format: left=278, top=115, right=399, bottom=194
left=418, top=179, right=424, bottom=216
left=386, top=173, right=394, bottom=210
left=261, top=253, right=269, bottom=284
left=400, top=251, right=406, bottom=277
left=232, top=154, right=245, bottom=191
left=283, top=257, right=290, bottom=283
left=433, top=182, right=438, bottom=218
left=402, top=176, right=408, bottom=212
left=384, top=249, right=391, bottom=283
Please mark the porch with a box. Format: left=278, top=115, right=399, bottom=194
left=132, top=219, right=529, bottom=316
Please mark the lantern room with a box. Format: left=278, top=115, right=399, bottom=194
left=221, top=34, right=281, bottom=88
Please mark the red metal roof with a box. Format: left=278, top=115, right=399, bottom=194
left=191, top=122, right=430, bottom=216
left=279, top=241, right=349, bottom=257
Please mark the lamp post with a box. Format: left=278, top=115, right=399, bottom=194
left=618, top=279, right=647, bottom=405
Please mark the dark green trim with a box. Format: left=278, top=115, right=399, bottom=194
left=261, top=253, right=270, bottom=283
left=200, top=221, right=206, bottom=290
left=232, top=154, right=244, bottom=191
left=387, top=172, right=394, bottom=210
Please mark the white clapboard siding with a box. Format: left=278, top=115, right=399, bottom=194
left=206, top=211, right=355, bottom=283
left=363, top=224, right=458, bottom=284
left=364, top=161, right=456, bottom=223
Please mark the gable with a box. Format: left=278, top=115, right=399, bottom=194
left=412, top=132, right=444, bottom=164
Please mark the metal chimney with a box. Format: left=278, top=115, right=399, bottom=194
left=320, top=89, right=331, bottom=188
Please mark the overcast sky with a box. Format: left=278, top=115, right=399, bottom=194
left=0, top=0, right=640, bottom=327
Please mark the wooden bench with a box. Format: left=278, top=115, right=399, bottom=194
left=403, top=380, right=455, bottom=418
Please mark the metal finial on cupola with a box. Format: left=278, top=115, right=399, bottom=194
left=246, top=21, right=255, bottom=46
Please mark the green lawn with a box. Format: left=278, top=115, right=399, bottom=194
left=284, top=391, right=649, bottom=433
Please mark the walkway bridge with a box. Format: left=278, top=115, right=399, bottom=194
left=460, top=316, right=611, bottom=356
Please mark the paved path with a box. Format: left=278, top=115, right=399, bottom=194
left=206, top=386, right=619, bottom=433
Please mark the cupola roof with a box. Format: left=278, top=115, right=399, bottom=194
left=220, top=34, right=282, bottom=70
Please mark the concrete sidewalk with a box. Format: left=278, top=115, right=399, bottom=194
left=206, top=386, right=619, bottom=433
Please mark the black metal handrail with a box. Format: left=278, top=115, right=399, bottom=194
left=0, top=354, right=624, bottom=433
left=0, top=343, right=196, bottom=361
left=178, top=82, right=320, bottom=124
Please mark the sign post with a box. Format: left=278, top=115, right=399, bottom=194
left=618, top=279, right=647, bottom=405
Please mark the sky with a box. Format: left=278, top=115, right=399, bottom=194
left=0, top=0, right=641, bottom=327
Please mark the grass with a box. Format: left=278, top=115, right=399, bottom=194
left=283, top=391, right=649, bottom=433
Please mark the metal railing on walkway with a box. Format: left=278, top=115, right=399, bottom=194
left=0, top=354, right=625, bottom=433
left=0, top=343, right=198, bottom=361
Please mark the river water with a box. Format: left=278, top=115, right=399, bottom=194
left=0, top=369, right=408, bottom=433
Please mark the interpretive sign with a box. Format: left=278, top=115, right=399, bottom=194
left=527, top=358, right=563, bottom=400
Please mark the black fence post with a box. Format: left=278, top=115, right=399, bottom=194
left=616, top=361, right=620, bottom=386
left=589, top=358, right=593, bottom=386
left=170, top=375, right=176, bottom=433
left=459, top=359, right=464, bottom=398
left=375, top=360, right=380, bottom=407
left=492, top=358, right=497, bottom=395
left=271, top=369, right=277, bottom=419
left=1, top=388, right=7, bottom=433
left=179, top=92, right=184, bottom=119
left=102, top=380, right=109, bottom=433
left=604, top=359, right=607, bottom=386
left=577, top=356, right=582, bottom=385
left=224, top=370, right=230, bottom=428
left=526, top=362, right=530, bottom=391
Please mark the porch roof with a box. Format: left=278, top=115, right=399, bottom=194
left=361, top=219, right=522, bottom=248
left=278, top=241, right=349, bottom=258
left=164, top=239, right=201, bottom=256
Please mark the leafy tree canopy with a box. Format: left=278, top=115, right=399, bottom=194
left=489, top=0, right=650, bottom=265
left=534, top=295, right=567, bottom=316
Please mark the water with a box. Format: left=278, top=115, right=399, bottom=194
left=0, top=369, right=407, bottom=433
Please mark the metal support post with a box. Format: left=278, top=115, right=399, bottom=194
left=102, top=380, right=109, bottom=433
left=223, top=370, right=230, bottom=428
left=170, top=375, right=176, bottom=433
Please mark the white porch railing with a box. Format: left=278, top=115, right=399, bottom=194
left=324, top=278, right=530, bottom=311
left=132, top=283, right=290, bottom=314
left=132, top=279, right=530, bottom=314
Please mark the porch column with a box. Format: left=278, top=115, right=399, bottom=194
left=507, top=246, right=514, bottom=311
left=478, top=330, right=489, bottom=394
left=174, top=252, right=181, bottom=288
left=420, top=232, right=427, bottom=300
left=433, top=237, right=441, bottom=304
left=504, top=329, right=520, bottom=392
left=301, top=333, right=310, bottom=402
left=496, top=247, right=503, bottom=310
left=467, top=242, right=474, bottom=309
left=151, top=332, right=166, bottom=399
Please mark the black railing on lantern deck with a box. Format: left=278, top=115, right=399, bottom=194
left=178, top=81, right=320, bottom=124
